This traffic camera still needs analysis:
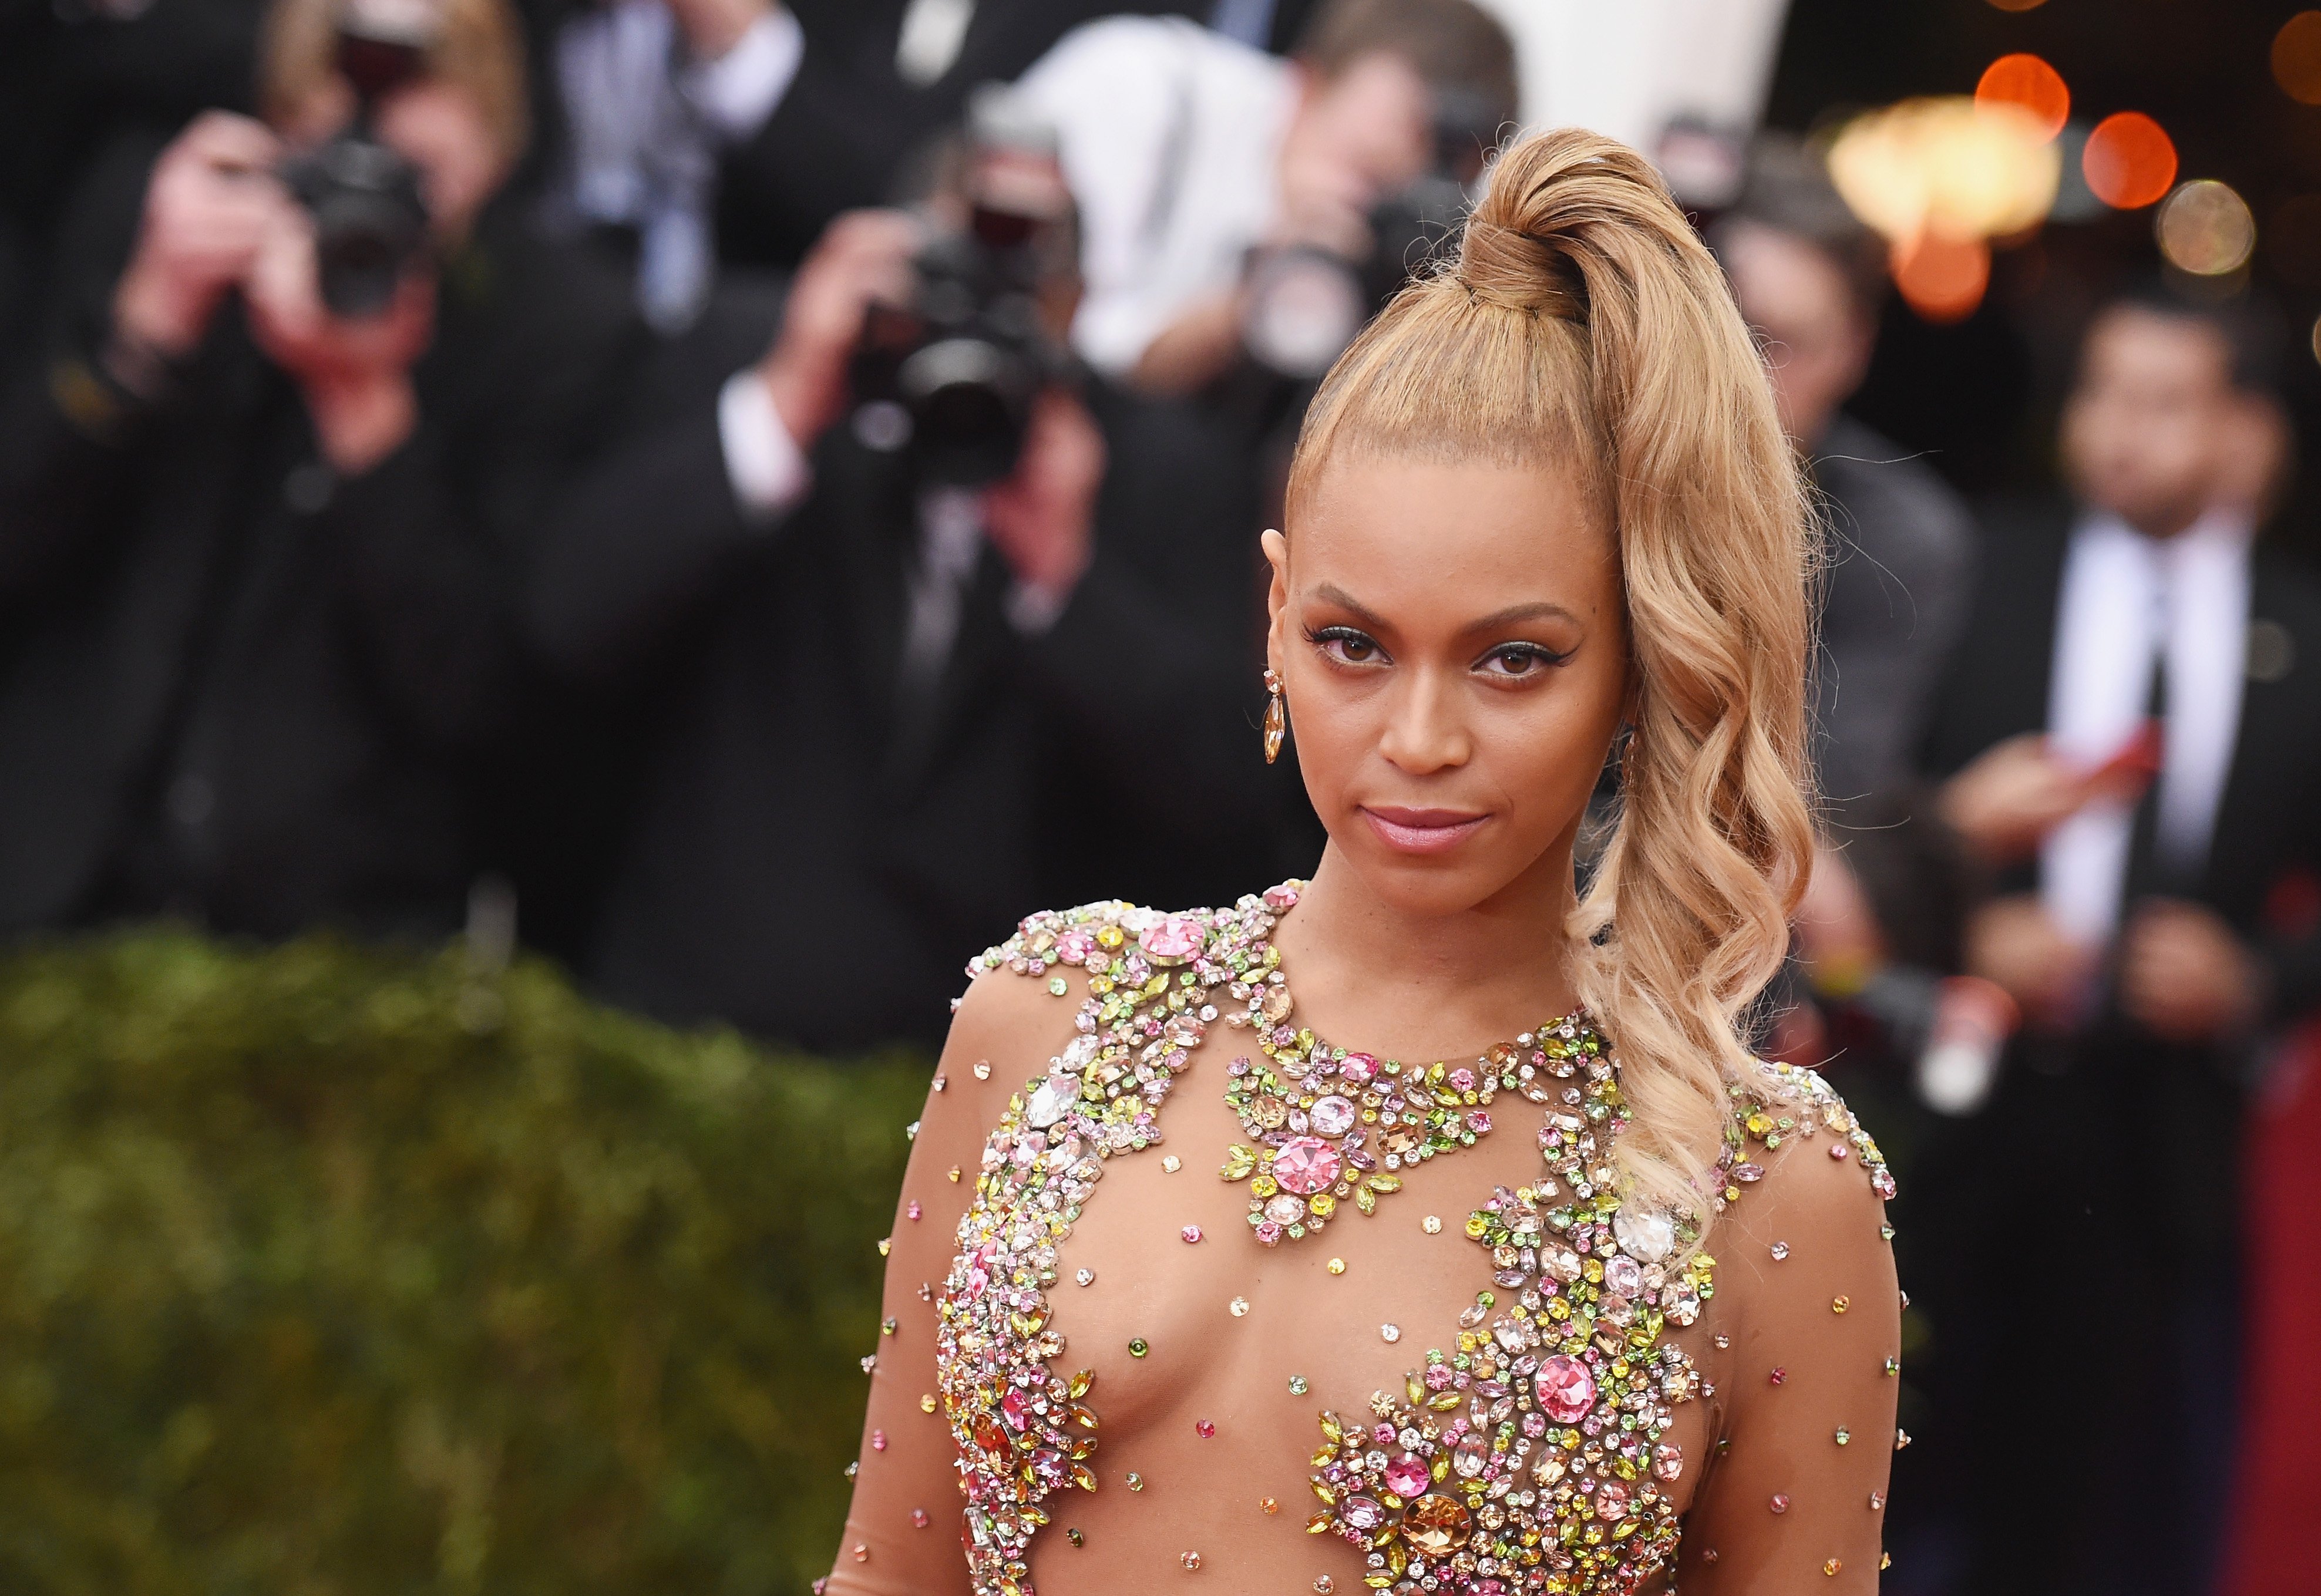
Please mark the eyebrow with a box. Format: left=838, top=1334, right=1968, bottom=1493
left=1310, top=584, right=1582, bottom=635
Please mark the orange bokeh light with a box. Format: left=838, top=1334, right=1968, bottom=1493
left=1892, top=233, right=1992, bottom=323
left=2082, top=113, right=2178, bottom=210
left=2272, top=12, right=2321, bottom=105
left=1976, top=54, right=2069, bottom=142
left=1986, top=0, right=2046, bottom=11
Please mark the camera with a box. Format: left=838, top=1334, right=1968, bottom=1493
left=278, top=16, right=433, bottom=317
left=1242, top=87, right=1500, bottom=381
left=847, top=92, right=1071, bottom=487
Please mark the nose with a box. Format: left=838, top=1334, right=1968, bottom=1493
left=1377, top=665, right=1471, bottom=775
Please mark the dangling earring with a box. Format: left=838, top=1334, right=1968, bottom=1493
left=1262, top=668, right=1286, bottom=764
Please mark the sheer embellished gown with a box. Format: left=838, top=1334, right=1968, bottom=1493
left=824, top=885, right=1902, bottom=1594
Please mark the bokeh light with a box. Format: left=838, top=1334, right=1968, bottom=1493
left=1975, top=54, right=2070, bottom=142
left=2310, top=311, right=2321, bottom=367
left=2155, top=181, right=2256, bottom=276
left=2272, top=12, right=2321, bottom=105
left=1892, top=233, right=1992, bottom=322
left=1825, top=97, right=2061, bottom=244
left=1985, top=0, right=2046, bottom=11
left=2082, top=112, right=2178, bottom=209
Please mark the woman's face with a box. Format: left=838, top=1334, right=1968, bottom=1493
left=1265, top=454, right=1630, bottom=919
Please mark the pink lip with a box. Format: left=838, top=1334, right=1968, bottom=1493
left=1360, top=805, right=1489, bottom=855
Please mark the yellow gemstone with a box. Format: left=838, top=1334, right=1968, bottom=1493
left=1250, top=1173, right=1280, bottom=1199
left=1824, top=1560, right=1842, bottom=1576
left=1832, top=1295, right=1851, bottom=1314
left=1365, top=1174, right=1402, bottom=1194
left=920, top=1393, right=937, bottom=1413
left=1261, top=1496, right=1279, bottom=1514
left=1221, top=1144, right=1257, bottom=1180
left=1327, top=1257, right=1347, bottom=1275
left=1306, top=1511, right=1333, bottom=1534
left=1068, top=1368, right=1096, bottom=1398
left=1355, top=1187, right=1377, bottom=1215
left=1309, top=1194, right=1337, bottom=1219
left=877, top=1237, right=892, bottom=1257
left=1465, top=1215, right=1489, bottom=1238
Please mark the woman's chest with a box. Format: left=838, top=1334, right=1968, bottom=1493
left=955, top=1055, right=1718, bottom=1590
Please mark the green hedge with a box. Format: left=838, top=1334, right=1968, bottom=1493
left=0, top=930, right=925, bottom=1595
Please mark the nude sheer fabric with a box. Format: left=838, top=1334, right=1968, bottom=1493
left=825, top=949, right=1899, bottom=1595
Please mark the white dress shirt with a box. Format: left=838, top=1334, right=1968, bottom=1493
left=1013, top=16, right=1293, bottom=376
left=2041, top=509, right=2253, bottom=945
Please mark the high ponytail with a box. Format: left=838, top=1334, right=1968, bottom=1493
left=1284, top=129, right=1818, bottom=1246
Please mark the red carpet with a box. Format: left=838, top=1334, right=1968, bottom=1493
left=2219, top=1020, right=2321, bottom=1596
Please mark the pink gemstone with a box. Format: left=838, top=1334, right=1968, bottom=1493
left=1466, top=1110, right=1492, bottom=1134
left=1769, top=1493, right=1790, bottom=1514
left=1829, top=1143, right=1851, bottom=1161
left=1139, top=916, right=1206, bottom=965
left=1595, top=1480, right=1629, bottom=1520
left=1000, top=1389, right=1031, bottom=1430
left=1769, top=1366, right=1787, bottom=1385
left=1383, top=1455, right=1431, bottom=1500
left=872, top=1429, right=887, bottom=1450
left=906, top=1200, right=922, bottom=1220
left=1264, top=884, right=1300, bottom=910
left=1182, top=1225, right=1204, bottom=1244
left=1448, top=1067, right=1476, bottom=1092
left=1535, top=1355, right=1598, bottom=1423
left=1271, top=1136, right=1342, bottom=1195
left=1338, top=1053, right=1379, bottom=1086
left=1195, top=1419, right=1215, bottom=1437
left=911, top=1509, right=929, bottom=1528
left=1873, top=1169, right=1898, bottom=1198
left=1055, top=930, right=1095, bottom=964
left=1342, top=1494, right=1388, bottom=1531
left=1254, top=1220, right=1284, bottom=1247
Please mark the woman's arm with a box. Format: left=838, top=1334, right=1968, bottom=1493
left=819, top=958, right=1082, bottom=1594
left=1677, top=1120, right=1902, bottom=1591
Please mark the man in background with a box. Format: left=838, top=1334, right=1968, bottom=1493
left=1913, top=289, right=2321, bottom=1596
left=0, top=0, right=640, bottom=944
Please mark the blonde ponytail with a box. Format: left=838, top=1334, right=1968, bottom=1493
left=1284, top=129, right=1818, bottom=1243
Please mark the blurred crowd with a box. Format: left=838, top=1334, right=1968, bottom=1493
left=1, top=1, right=2317, bottom=1593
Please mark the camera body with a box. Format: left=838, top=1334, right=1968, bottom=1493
left=280, top=132, right=429, bottom=317
left=278, top=22, right=433, bottom=318
left=1242, top=89, right=1499, bottom=381
left=849, top=193, right=1065, bottom=489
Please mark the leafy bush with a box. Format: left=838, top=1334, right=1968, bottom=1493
left=0, top=930, right=924, bottom=1595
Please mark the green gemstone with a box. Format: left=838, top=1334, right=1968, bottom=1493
left=1288, top=1374, right=1308, bottom=1395
left=1128, top=1338, right=1149, bottom=1358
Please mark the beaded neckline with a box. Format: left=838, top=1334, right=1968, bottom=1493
left=1210, top=882, right=1592, bottom=1246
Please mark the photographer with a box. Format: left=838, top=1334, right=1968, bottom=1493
left=526, top=99, right=1291, bottom=1052
left=1012, top=0, right=1518, bottom=396
left=0, top=0, right=641, bottom=942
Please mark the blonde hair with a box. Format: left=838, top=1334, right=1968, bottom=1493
left=1285, top=129, right=1817, bottom=1240
left=261, top=0, right=530, bottom=166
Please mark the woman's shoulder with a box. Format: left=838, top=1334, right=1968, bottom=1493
left=946, top=889, right=1288, bottom=1080
left=1702, top=1061, right=1899, bottom=1323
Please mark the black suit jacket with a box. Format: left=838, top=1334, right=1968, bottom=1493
left=0, top=133, right=645, bottom=941
left=1920, top=497, right=2321, bottom=1019
left=524, top=359, right=1299, bottom=1053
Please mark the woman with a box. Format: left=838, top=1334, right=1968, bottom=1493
left=825, top=129, right=1900, bottom=1594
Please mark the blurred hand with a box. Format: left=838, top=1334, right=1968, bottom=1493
left=2120, top=898, right=2263, bottom=1045
left=1965, top=894, right=2095, bottom=1034
left=1939, top=732, right=2146, bottom=866
left=983, top=389, right=1105, bottom=605
left=244, top=199, right=433, bottom=473
left=755, top=209, right=921, bottom=451
left=113, top=112, right=284, bottom=361
left=664, top=0, right=772, bottom=59
left=1794, top=843, right=1887, bottom=994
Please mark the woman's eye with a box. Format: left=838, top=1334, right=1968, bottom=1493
left=1479, top=644, right=1562, bottom=677
left=1312, top=627, right=1383, bottom=665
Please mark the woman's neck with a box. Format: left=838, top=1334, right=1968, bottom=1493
left=1270, top=840, right=1583, bottom=1062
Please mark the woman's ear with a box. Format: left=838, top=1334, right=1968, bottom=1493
left=1261, top=526, right=1291, bottom=677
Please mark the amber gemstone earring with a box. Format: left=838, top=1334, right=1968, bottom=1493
left=1262, top=668, right=1286, bottom=763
